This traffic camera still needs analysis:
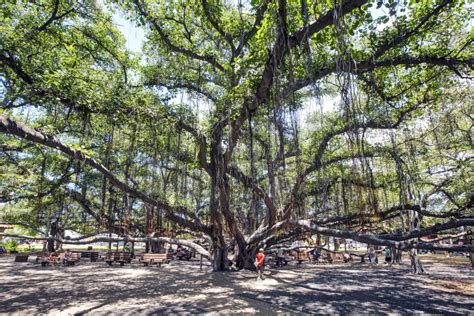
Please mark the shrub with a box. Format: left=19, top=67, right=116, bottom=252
left=5, top=239, right=18, bottom=253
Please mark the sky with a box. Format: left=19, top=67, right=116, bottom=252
left=111, top=11, right=146, bottom=53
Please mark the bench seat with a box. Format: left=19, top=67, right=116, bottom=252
left=141, top=253, right=171, bottom=266
left=105, top=252, right=131, bottom=266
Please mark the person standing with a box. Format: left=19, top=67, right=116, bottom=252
left=384, top=247, right=392, bottom=267
left=276, top=247, right=285, bottom=266
left=255, top=248, right=265, bottom=280
left=368, top=247, right=376, bottom=265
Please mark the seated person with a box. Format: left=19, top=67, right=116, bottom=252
left=179, top=248, right=191, bottom=260
left=343, top=252, right=352, bottom=263
left=318, top=251, right=332, bottom=263
left=63, top=249, right=72, bottom=265
left=310, top=247, right=321, bottom=261
left=276, top=247, right=286, bottom=266
left=123, top=243, right=130, bottom=252
left=48, top=251, right=59, bottom=266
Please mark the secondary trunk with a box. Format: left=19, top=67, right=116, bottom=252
left=47, top=222, right=58, bottom=252
left=236, top=245, right=259, bottom=270
left=211, top=243, right=229, bottom=271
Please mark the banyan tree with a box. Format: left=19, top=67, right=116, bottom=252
left=0, top=0, right=473, bottom=271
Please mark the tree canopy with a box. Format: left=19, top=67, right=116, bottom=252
left=1, top=0, right=473, bottom=270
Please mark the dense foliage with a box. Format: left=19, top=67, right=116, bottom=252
left=1, top=0, right=472, bottom=270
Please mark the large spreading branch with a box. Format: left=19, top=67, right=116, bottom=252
left=302, top=223, right=473, bottom=252
left=247, top=218, right=474, bottom=252
left=285, top=56, right=473, bottom=98
left=372, top=0, right=454, bottom=59
left=0, top=115, right=211, bottom=235
left=251, top=0, right=368, bottom=110
left=201, top=0, right=235, bottom=53
left=234, top=0, right=271, bottom=58
left=225, top=0, right=369, bottom=162
left=378, top=218, right=474, bottom=241
left=1, top=48, right=210, bottom=175
left=252, top=218, right=473, bottom=252
left=228, top=165, right=278, bottom=224
left=0, top=233, right=211, bottom=259
left=279, top=0, right=466, bottom=99
left=225, top=0, right=465, bottom=164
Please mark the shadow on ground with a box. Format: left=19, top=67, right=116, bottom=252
left=0, top=255, right=472, bottom=314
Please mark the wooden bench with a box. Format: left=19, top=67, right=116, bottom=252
left=63, top=253, right=81, bottom=266
left=140, top=253, right=172, bottom=267
left=35, top=252, right=81, bottom=266
left=36, top=254, right=60, bottom=266
left=296, top=251, right=311, bottom=264
left=105, top=252, right=131, bottom=266
left=319, top=252, right=333, bottom=264
left=306, top=250, right=333, bottom=264
left=14, top=254, right=29, bottom=262
left=79, top=251, right=99, bottom=262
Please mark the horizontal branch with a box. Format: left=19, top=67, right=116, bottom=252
left=0, top=233, right=211, bottom=259
left=288, top=220, right=473, bottom=252
left=422, top=231, right=468, bottom=243
left=0, top=222, right=45, bottom=236
left=286, top=56, right=473, bottom=96
left=378, top=218, right=474, bottom=241
left=153, top=81, right=218, bottom=103
left=248, top=217, right=474, bottom=252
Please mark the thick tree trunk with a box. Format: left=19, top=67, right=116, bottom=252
left=236, top=244, right=258, bottom=270
left=151, top=232, right=164, bottom=253
left=211, top=244, right=229, bottom=271
left=47, top=222, right=57, bottom=252
left=208, top=146, right=228, bottom=271
left=410, top=249, right=424, bottom=274
left=463, top=226, right=474, bottom=269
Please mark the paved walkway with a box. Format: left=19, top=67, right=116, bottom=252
left=0, top=255, right=472, bottom=314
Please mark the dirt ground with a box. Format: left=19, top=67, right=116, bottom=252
left=0, top=254, right=472, bottom=315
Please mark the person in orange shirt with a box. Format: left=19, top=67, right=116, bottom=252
left=255, top=248, right=265, bottom=280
